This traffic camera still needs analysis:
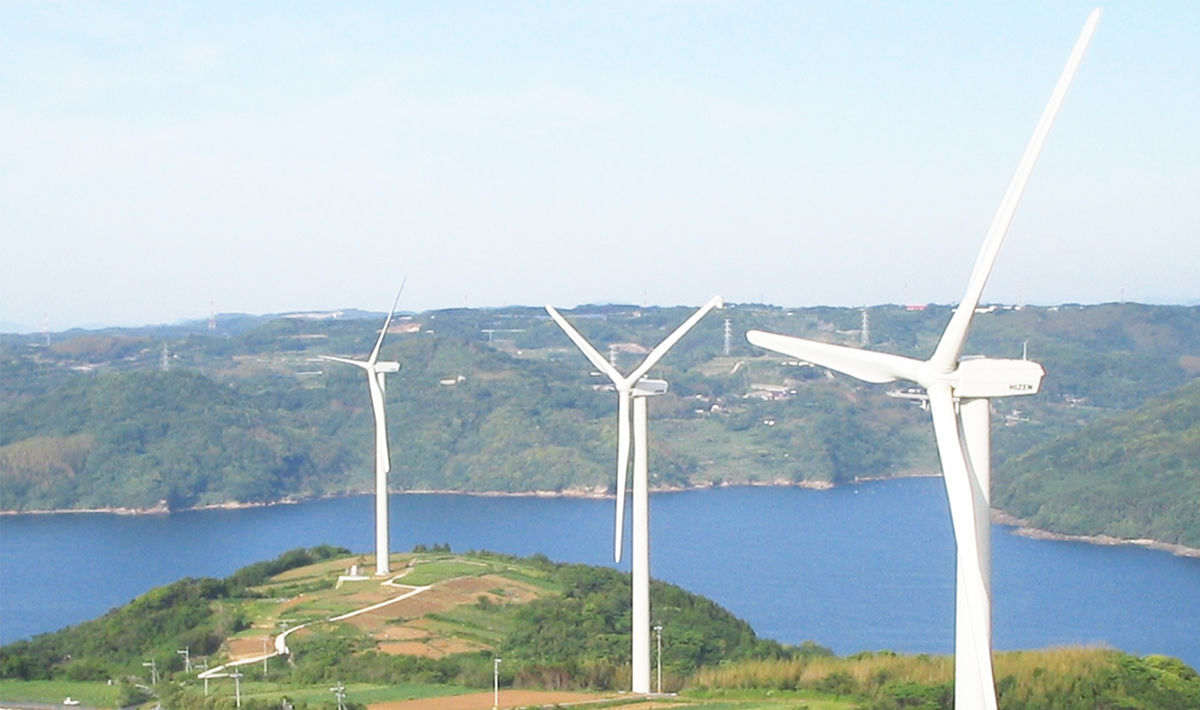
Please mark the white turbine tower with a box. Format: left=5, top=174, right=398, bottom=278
left=322, top=284, right=406, bottom=576
left=746, top=11, right=1100, bottom=710
left=546, top=296, right=723, bottom=694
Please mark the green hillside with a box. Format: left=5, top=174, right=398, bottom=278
left=2, top=303, right=1198, bottom=548
left=994, top=378, right=1200, bottom=548
left=0, top=547, right=801, bottom=691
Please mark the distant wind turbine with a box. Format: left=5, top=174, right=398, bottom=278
left=746, top=11, right=1100, bottom=710
left=547, top=296, right=723, bottom=694
left=322, top=281, right=406, bottom=576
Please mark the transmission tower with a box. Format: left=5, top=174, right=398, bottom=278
left=161, top=343, right=170, bottom=372
left=723, top=318, right=732, bottom=356
left=860, top=308, right=870, bottom=347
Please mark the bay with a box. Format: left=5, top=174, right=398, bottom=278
left=1, top=478, right=1197, bottom=668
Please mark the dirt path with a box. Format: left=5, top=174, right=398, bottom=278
left=369, top=690, right=611, bottom=710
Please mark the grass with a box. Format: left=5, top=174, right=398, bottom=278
left=679, top=689, right=858, bottom=710
left=401, top=559, right=491, bottom=586
left=0, top=679, right=126, bottom=708
left=216, top=680, right=475, bottom=705
left=494, top=568, right=559, bottom=592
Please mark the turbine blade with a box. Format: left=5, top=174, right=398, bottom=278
left=628, top=296, right=724, bottom=383
left=545, top=305, right=625, bottom=384
left=614, top=392, right=631, bottom=563
left=369, top=278, right=408, bottom=366
left=747, top=330, right=924, bottom=384
left=930, top=9, right=1101, bottom=372
left=321, top=355, right=371, bottom=370
left=929, top=386, right=997, bottom=709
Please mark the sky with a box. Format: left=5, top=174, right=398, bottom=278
left=1, top=2, right=1197, bottom=332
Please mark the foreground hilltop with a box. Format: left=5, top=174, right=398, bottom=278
left=1, top=547, right=1197, bottom=710
left=2, top=302, right=1198, bottom=548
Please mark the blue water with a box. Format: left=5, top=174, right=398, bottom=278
left=1, top=479, right=1197, bottom=668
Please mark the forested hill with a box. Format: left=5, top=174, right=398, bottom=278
left=994, top=378, right=1200, bottom=548
left=0, top=547, right=797, bottom=687
left=1, top=303, right=1197, bottom=546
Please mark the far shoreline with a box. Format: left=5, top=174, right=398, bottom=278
left=4, top=475, right=1197, bottom=559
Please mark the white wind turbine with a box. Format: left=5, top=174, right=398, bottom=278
left=746, top=11, right=1100, bottom=710
left=322, top=283, right=406, bottom=576
left=546, top=296, right=723, bottom=694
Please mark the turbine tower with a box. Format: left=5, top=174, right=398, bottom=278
left=546, top=296, right=723, bottom=694
left=746, top=12, right=1099, bottom=710
left=322, top=283, right=406, bottom=576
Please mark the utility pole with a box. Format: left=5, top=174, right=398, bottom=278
left=231, top=671, right=243, bottom=709
left=177, top=647, right=191, bottom=672
left=654, top=624, right=663, bottom=694
left=330, top=682, right=346, bottom=710
left=142, top=659, right=158, bottom=685
left=493, top=658, right=501, bottom=710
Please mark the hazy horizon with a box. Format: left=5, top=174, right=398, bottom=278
left=3, top=3, right=1197, bottom=333
left=4, top=296, right=1198, bottom=337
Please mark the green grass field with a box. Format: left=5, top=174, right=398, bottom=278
left=400, top=559, right=491, bottom=586
left=681, top=689, right=857, bottom=710
left=0, top=679, right=126, bottom=707
left=212, top=680, right=476, bottom=705
left=0, top=679, right=478, bottom=709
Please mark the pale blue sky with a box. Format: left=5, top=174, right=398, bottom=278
left=2, top=2, right=1197, bottom=331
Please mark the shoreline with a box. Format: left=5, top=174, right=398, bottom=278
left=990, top=510, right=1200, bottom=559
left=4, top=478, right=1197, bottom=558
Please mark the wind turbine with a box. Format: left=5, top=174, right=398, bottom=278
left=546, top=296, right=723, bottom=694
left=322, top=282, right=406, bottom=576
left=746, top=11, right=1100, bottom=710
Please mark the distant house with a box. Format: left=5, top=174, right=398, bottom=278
left=746, top=384, right=794, bottom=401
left=610, top=343, right=652, bottom=355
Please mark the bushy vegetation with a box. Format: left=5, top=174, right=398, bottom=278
left=501, top=561, right=808, bottom=689
left=284, top=627, right=498, bottom=689
left=691, top=648, right=1200, bottom=710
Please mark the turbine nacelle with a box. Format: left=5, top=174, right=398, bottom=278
left=632, top=378, right=669, bottom=397
left=375, top=361, right=401, bottom=374
left=741, top=334, right=1044, bottom=400
left=953, top=358, right=1044, bottom=399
